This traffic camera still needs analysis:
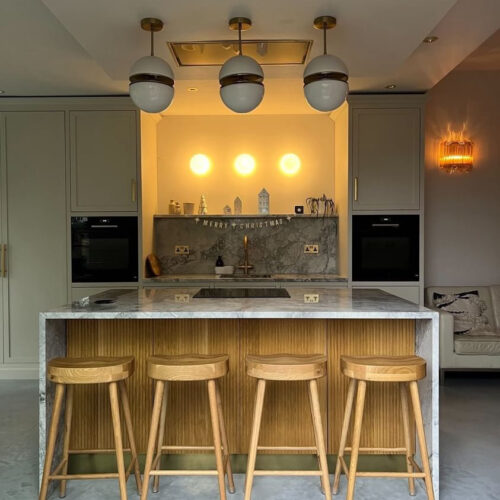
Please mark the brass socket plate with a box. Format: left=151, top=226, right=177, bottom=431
left=313, top=16, right=337, bottom=30
left=141, top=17, right=164, bottom=32
left=229, top=17, right=252, bottom=31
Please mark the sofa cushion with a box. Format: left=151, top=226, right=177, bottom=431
left=490, top=286, right=500, bottom=327
left=433, top=290, right=492, bottom=334
left=426, top=286, right=497, bottom=331
left=455, top=334, right=500, bottom=355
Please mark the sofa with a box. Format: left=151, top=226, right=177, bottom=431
left=425, top=286, right=500, bottom=381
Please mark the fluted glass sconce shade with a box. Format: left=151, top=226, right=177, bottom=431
left=129, top=18, right=175, bottom=113
left=439, top=140, right=473, bottom=174
left=303, top=16, right=348, bottom=112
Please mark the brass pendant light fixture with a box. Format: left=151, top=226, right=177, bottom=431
left=303, top=16, right=349, bottom=112
left=129, top=18, right=175, bottom=113
left=219, top=17, right=265, bottom=113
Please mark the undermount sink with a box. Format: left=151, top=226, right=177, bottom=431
left=218, top=274, right=273, bottom=279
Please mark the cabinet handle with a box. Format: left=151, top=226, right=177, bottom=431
left=131, top=179, right=137, bottom=203
left=1, top=244, right=6, bottom=278
left=354, top=176, right=359, bottom=201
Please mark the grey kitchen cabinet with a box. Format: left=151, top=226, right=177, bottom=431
left=70, top=110, right=139, bottom=212
left=350, top=102, right=422, bottom=211
left=0, top=111, right=67, bottom=365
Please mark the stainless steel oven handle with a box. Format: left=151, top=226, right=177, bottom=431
left=90, top=225, right=119, bottom=228
left=1, top=244, right=7, bottom=278
left=371, top=223, right=400, bottom=228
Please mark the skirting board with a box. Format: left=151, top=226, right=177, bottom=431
left=0, top=363, right=38, bottom=379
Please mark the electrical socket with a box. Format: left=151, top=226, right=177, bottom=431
left=174, top=294, right=190, bottom=303
left=304, top=244, right=319, bottom=254
left=304, top=294, right=320, bottom=303
left=175, top=245, right=190, bottom=255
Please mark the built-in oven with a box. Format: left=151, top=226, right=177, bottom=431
left=71, top=216, right=138, bottom=283
left=352, top=215, right=419, bottom=282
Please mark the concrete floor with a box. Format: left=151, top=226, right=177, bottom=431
left=0, top=376, right=498, bottom=499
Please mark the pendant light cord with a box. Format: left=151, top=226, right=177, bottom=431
left=150, top=30, right=154, bottom=56
left=238, top=22, right=243, bottom=55
left=323, top=22, right=327, bottom=55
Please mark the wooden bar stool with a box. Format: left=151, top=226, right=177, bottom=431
left=141, top=354, right=234, bottom=500
left=39, top=356, right=141, bottom=500
left=333, top=355, right=434, bottom=500
left=244, top=354, right=331, bottom=500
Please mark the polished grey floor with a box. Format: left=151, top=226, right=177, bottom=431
left=0, top=376, right=498, bottom=499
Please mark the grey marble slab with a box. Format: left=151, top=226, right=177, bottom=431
left=154, top=215, right=338, bottom=275
left=144, top=273, right=348, bottom=284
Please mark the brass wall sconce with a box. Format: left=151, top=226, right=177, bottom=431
left=439, top=140, right=473, bottom=174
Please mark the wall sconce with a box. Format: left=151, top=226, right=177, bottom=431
left=190, top=154, right=211, bottom=175
left=439, top=140, right=473, bottom=174
left=279, top=153, right=301, bottom=176
left=234, top=154, right=256, bottom=176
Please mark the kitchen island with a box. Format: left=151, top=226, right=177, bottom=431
left=39, top=287, right=439, bottom=495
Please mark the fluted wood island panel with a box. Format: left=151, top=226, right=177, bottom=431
left=65, top=318, right=415, bottom=454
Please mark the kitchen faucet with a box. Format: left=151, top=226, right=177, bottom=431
left=238, top=235, right=254, bottom=275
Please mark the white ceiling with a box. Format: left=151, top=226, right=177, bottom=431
left=0, top=0, right=499, bottom=114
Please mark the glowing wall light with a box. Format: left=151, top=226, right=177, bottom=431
left=439, top=140, right=473, bottom=174
left=190, top=154, right=211, bottom=176
left=279, top=153, right=301, bottom=176
left=234, top=154, right=256, bottom=176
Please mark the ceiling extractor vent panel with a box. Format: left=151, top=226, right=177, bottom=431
left=168, top=40, right=312, bottom=66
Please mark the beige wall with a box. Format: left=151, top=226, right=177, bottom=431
left=425, top=70, right=500, bottom=286
left=156, top=115, right=334, bottom=214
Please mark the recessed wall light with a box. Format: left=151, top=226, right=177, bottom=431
left=279, top=153, right=301, bottom=176
left=190, top=154, right=211, bottom=175
left=187, top=87, right=199, bottom=92
left=385, top=84, right=397, bottom=89
left=423, top=36, right=439, bottom=44
left=234, top=154, right=256, bottom=176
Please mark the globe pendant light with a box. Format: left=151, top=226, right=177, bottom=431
left=219, top=17, right=264, bottom=113
left=129, top=18, right=174, bottom=113
left=303, top=16, right=348, bottom=112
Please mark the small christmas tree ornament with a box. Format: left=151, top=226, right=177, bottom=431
left=223, top=205, right=232, bottom=215
left=234, top=197, right=242, bottom=215
left=258, top=188, right=270, bottom=214
left=198, top=194, right=208, bottom=215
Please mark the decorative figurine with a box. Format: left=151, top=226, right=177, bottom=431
left=223, top=205, right=232, bottom=215
left=258, top=188, right=270, bottom=214
left=198, top=194, right=208, bottom=215
left=234, top=196, right=242, bottom=215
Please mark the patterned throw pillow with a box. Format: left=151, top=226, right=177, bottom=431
left=433, top=290, right=491, bottom=335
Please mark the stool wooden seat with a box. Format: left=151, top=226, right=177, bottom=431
left=147, top=354, right=229, bottom=381
left=246, top=354, right=327, bottom=380
left=40, top=356, right=141, bottom=500
left=48, top=356, right=135, bottom=384
left=141, top=354, right=234, bottom=500
left=333, top=355, right=434, bottom=500
left=244, top=353, right=331, bottom=500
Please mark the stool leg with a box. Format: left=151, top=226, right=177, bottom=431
left=244, top=379, right=266, bottom=500
left=119, top=380, right=142, bottom=494
left=400, top=383, right=416, bottom=496
left=109, top=382, right=127, bottom=500
left=309, top=379, right=332, bottom=500
left=346, top=380, right=366, bottom=500
left=409, top=381, right=435, bottom=500
left=333, top=379, right=357, bottom=495
left=39, top=383, right=65, bottom=500
left=216, top=380, right=235, bottom=493
left=59, top=384, right=74, bottom=498
left=152, top=382, right=168, bottom=493
left=208, top=379, right=227, bottom=500
left=141, top=380, right=165, bottom=500
left=307, top=386, right=324, bottom=494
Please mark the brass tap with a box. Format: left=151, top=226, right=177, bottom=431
left=238, top=235, right=254, bottom=275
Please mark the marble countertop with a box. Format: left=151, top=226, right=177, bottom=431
left=41, top=287, right=437, bottom=320
left=144, top=274, right=348, bottom=284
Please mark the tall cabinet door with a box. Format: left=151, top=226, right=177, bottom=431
left=70, top=110, right=138, bottom=212
left=352, top=108, right=421, bottom=210
left=2, top=112, right=67, bottom=364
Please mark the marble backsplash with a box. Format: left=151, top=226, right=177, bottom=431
left=154, top=215, right=338, bottom=275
